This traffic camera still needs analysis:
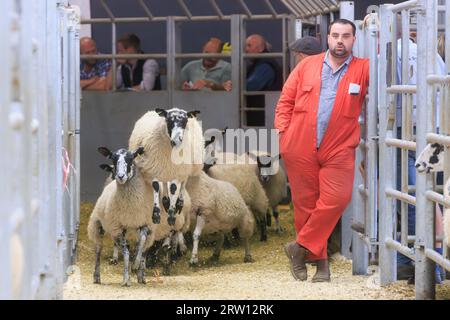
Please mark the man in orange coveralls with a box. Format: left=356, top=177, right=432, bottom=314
left=275, top=19, right=369, bottom=282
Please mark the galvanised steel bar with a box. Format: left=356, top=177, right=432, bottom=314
left=385, top=238, right=415, bottom=260
left=209, top=0, right=224, bottom=19
left=378, top=4, right=397, bottom=285
left=415, top=0, right=436, bottom=300
left=137, top=0, right=154, bottom=20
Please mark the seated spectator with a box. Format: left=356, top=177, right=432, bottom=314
left=289, top=36, right=322, bottom=66
left=245, top=34, right=282, bottom=91
left=180, top=37, right=232, bottom=91
left=116, top=33, right=161, bottom=91
left=80, top=37, right=112, bottom=90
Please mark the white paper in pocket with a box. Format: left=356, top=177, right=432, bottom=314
left=348, top=83, right=361, bottom=95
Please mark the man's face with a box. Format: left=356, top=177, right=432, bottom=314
left=245, top=37, right=263, bottom=54
left=327, top=23, right=355, bottom=59
left=202, top=42, right=220, bottom=69
left=81, top=41, right=97, bottom=65
left=116, top=42, right=130, bottom=64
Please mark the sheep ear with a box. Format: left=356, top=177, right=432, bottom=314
left=133, top=147, right=144, bottom=158
left=155, top=108, right=167, bottom=117
left=204, top=136, right=216, bottom=148
left=246, top=151, right=257, bottom=162
left=221, top=126, right=228, bottom=135
left=99, top=164, right=113, bottom=172
left=187, top=110, right=200, bottom=118
left=98, top=147, right=112, bottom=158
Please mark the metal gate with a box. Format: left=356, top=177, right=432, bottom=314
left=0, top=0, right=80, bottom=299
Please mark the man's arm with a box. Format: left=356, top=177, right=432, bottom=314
left=140, top=59, right=159, bottom=91
left=80, top=77, right=98, bottom=89
left=274, top=64, right=302, bottom=133
left=84, top=76, right=108, bottom=90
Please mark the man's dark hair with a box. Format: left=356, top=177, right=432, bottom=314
left=117, top=33, right=141, bottom=51
left=328, top=19, right=356, bottom=36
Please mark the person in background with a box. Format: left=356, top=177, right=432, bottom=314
left=80, top=37, right=112, bottom=90
left=115, top=33, right=161, bottom=91
left=245, top=34, right=282, bottom=91
left=180, top=37, right=232, bottom=91
left=289, top=36, right=323, bottom=66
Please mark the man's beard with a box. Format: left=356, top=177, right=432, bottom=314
left=330, top=46, right=349, bottom=58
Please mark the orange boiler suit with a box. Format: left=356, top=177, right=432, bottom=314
left=275, top=52, right=369, bottom=260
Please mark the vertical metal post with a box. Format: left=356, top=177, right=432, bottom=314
left=318, top=15, right=328, bottom=52
left=167, top=16, right=176, bottom=108
left=231, top=14, right=241, bottom=124
left=111, top=22, right=116, bottom=91
left=240, top=15, right=246, bottom=126
left=415, top=0, right=436, bottom=300
left=378, top=4, right=397, bottom=285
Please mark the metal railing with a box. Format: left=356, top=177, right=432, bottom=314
left=0, top=0, right=80, bottom=299
left=377, top=0, right=450, bottom=300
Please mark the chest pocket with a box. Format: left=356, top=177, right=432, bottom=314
left=294, top=84, right=313, bottom=112
left=342, top=83, right=364, bottom=118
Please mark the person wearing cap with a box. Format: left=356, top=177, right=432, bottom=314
left=275, top=19, right=369, bottom=283
left=289, top=36, right=323, bottom=66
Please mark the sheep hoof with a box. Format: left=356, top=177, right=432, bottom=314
left=208, top=254, right=220, bottom=264
left=121, top=279, right=131, bottom=287
left=244, top=255, right=254, bottom=263
left=137, top=275, right=146, bottom=284
left=275, top=227, right=284, bottom=234
left=189, top=257, right=199, bottom=266
left=260, top=234, right=267, bottom=242
left=93, top=274, right=101, bottom=284
left=109, top=258, right=118, bottom=265
left=162, top=265, right=171, bottom=276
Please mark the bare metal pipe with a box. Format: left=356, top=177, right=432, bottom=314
left=385, top=188, right=416, bottom=205
left=100, top=0, right=115, bottom=20
left=237, top=0, right=252, bottom=18
left=137, top=0, right=154, bottom=20
left=385, top=238, right=415, bottom=261
left=387, top=0, right=419, bottom=12
left=385, top=138, right=417, bottom=151
left=177, top=0, right=192, bottom=20
left=264, top=0, right=278, bottom=18
left=81, top=53, right=167, bottom=60
left=426, top=190, right=450, bottom=208
left=208, top=0, right=224, bottom=19
left=426, top=132, right=450, bottom=146
left=243, top=52, right=284, bottom=58
left=386, top=85, right=417, bottom=94
left=425, top=248, right=450, bottom=272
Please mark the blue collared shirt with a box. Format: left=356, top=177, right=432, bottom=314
left=80, top=57, right=112, bottom=80
left=316, top=51, right=353, bottom=147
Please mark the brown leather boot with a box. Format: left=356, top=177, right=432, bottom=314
left=312, top=259, right=331, bottom=282
left=284, top=242, right=308, bottom=281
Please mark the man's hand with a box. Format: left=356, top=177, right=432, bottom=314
left=182, top=81, right=194, bottom=90
left=192, top=79, right=210, bottom=90
left=222, top=80, right=232, bottom=92
left=81, top=76, right=99, bottom=89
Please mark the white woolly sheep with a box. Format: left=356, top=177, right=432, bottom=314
left=87, top=147, right=190, bottom=286
left=185, top=171, right=255, bottom=265
left=415, top=143, right=444, bottom=173
left=128, top=108, right=204, bottom=224
left=247, top=150, right=287, bottom=233
left=205, top=152, right=270, bottom=241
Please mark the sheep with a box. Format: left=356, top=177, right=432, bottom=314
left=247, top=150, right=287, bottom=233
left=128, top=108, right=203, bottom=224
left=415, top=142, right=450, bottom=247
left=87, top=146, right=190, bottom=286
left=415, top=142, right=444, bottom=173
left=185, top=171, right=255, bottom=265
left=205, top=152, right=270, bottom=241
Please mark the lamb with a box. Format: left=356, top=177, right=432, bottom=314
left=205, top=152, right=270, bottom=241
left=247, top=150, right=287, bottom=233
left=415, top=142, right=444, bottom=173
left=415, top=142, right=450, bottom=246
left=87, top=146, right=190, bottom=286
left=128, top=108, right=203, bottom=224
left=185, top=171, right=255, bottom=265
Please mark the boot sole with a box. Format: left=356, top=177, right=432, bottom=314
left=284, top=244, right=307, bottom=281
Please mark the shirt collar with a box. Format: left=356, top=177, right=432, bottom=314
left=200, top=59, right=224, bottom=72
left=324, top=50, right=353, bottom=73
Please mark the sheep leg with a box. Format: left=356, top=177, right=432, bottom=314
left=167, top=180, right=181, bottom=226
left=243, top=237, right=253, bottom=263
left=136, top=253, right=146, bottom=284
left=133, top=226, right=149, bottom=271
left=175, top=182, right=185, bottom=215
left=161, top=234, right=173, bottom=275
left=115, top=230, right=131, bottom=287
left=273, top=206, right=283, bottom=233
left=109, top=245, right=119, bottom=265
left=266, top=209, right=272, bottom=227
left=209, top=232, right=224, bottom=263
left=259, top=216, right=268, bottom=241
left=177, top=231, right=188, bottom=256
left=93, top=221, right=104, bottom=284
left=190, top=212, right=205, bottom=266
left=152, top=179, right=162, bottom=224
